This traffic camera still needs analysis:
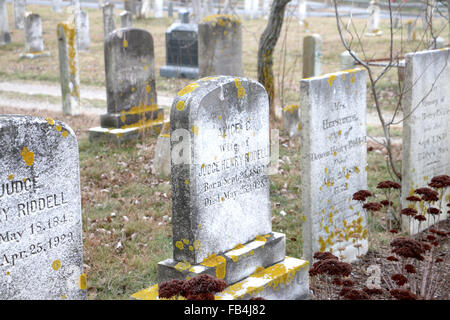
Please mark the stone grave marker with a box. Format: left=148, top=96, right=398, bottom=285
left=282, top=104, right=300, bottom=138
left=178, top=8, right=189, bottom=24
left=89, top=28, right=164, bottom=142
left=57, top=21, right=81, bottom=116
left=340, top=50, right=357, bottom=70
left=132, top=76, right=310, bottom=300
left=302, top=34, right=322, bottom=78
left=401, top=48, right=450, bottom=234
left=160, top=21, right=199, bottom=79
left=407, top=20, right=416, bottom=41
left=20, top=13, right=51, bottom=59
left=13, top=0, right=26, bottom=29
left=168, top=1, right=173, bottom=17
left=300, top=68, right=369, bottom=263
left=0, top=0, right=11, bottom=45
left=198, top=15, right=243, bottom=78
left=0, top=115, right=86, bottom=300
left=365, top=0, right=382, bottom=36
left=154, top=0, right=163, bottom=18
left=120, top=11, right=133, bottom=28
left=102, top=3, right=116, bottom=39
left=76, top=10, right=90, bottom=51
left=151, top=121, right=171, bottom=178
left=124, top=0, right=136, bottom=15
left=52, top=0, right=62, bottom=13
left=298, top=0, right=306, bottom=25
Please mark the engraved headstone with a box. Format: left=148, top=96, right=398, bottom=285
left=132, top=76, right=310, bottom=300
left=160, top=22, right=199, bottom=79
left=13, top=0, right=26, bottom=29
left=20, top=13, right=51, bottom=59
left=170, top=76, right=272, bottom=264
left=198, top=15, right=243, bottom=78
left=300, top=68, right=369, bottom=263
left=0, top=0, right=11, bottom=45
left=57, top=22, right=81, bottom=116
left=0, top=115, right=86, bottom=300
left=302, top=34, right=322, bottom=78
left=89, top=28, right=164, bottom=142
left=401, top=48, right=450, bottom=234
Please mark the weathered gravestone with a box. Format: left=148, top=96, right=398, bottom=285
left=89, top=28, right=164, bottom=143
left=300, top=68, right=369, bottom=263
left=198, top=15, right=243, bottom=78
left=282, top=104, right=300, bottom=138
left=340, top=50, right=357, bottom=70
left=102, top=3, right=116, bottom=39
left=120, top=11, right=133, bottom=28
left=0, top=0, right=11, bottom=45
left=401, top=48, right=450, bottom=234
left=154, top=0, right=164, bottom=18
left=57, top=22, right=81, bottom=116
left=178, top=8, right=190, bottom=24
left=151, top=121, right=171, bottom=178
left=20, top=13, right=51, bottom=59
left=13, top=0, right=26, bottom=29
left=76, top=10, right=90, bottom=51
left=131, top=76, right=310, bottom=300
left=302, top=34, right=322, bottom=78
left=365, top=0, right=382, bottom=36
left=160, top=21, right=199, bottom=79
left=0, top=115, right=86, bottom=300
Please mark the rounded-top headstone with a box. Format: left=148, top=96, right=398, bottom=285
left=170, top=76, right=271, bottom=264
left=198, top=14, right=243, bottom=77
left=0, top=115, right=86, bottom=300
left=102, top=27, right=158, bottom=128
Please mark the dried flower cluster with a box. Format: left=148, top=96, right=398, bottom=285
left=158, top=274, right=227, bottom=300
left=352, top=190, right=372, bottom=201
left=377, top=181, right=401, bottom=190
left=390, top=237, right=430, bottom=261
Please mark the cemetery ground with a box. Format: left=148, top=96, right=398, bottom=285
left=0, top=6, right=449, bottom=300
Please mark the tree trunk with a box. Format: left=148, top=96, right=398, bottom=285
left=257, top=0, right=291, bottom=120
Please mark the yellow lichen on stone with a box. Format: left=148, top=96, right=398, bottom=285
left=178, top=82, right=199, bottom=96
left=328, top=75, right=337, bottom=87
left=175, top=241, right=184, bottom=250
left=45, top=117, right=55, bottom=126
left=282, top=104, right=299, bottom=114
left=200, top=254, right=226, bottom=279
left=20, top=147, right=34, bottom=166
left=79, top=273, right=87, bottom=290
left=176, top=100, right=185, bottom=111
left=52, top=260, right=61, bottom=271
left=174, top=261, right=191, bottom=272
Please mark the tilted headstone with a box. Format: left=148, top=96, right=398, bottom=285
left=89, top=28, right=164, bottom=142
left=120, top=11, right=133, bottom=28
left=302, top=34, right=322, bottom=78
left=132, top=76, right=310, bottom=300
left=0, top=0, right=11, bottom=45
left=102, top=3, right=116, bottom=39
left=57, top=22, right=81, bottom=116
left=13, top=0, right=26, bottom=29
left=300, top=68, right=369, bottom=263
left=401, top=48, right=450, bottom=234
left=154, top=0, right=164, bottom=18
left=76, top=11, right=90, bottom=51
left=20, top=13, right=51, bottom=59
left=52, top=0, right=62, bottom=13
left=0, top=115, right=86, bottom=300
left=198, top=15, right=243, bottom=78
left=160, top=22, right=199, bottom=79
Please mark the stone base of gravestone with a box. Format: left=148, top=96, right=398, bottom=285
left=151, top=121, right=171, bottom=177
left=282, top=105, right=301, bottom=138
left=160, top=65, right=199, bottom=79
left=364, top=30, right=383, bottom=37
left=88, top=114, right=165, bottom=143
left=131, top=232, right=310, bottom=300
left=19, top=51, right=51, bottom=59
